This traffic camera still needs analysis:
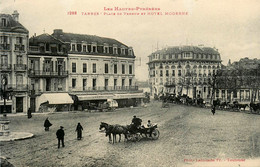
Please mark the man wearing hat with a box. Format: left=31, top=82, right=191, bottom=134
left=56, top=126, right=65, bottom=148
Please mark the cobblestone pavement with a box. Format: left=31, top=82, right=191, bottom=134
left=0, top=101, right=260, bottom=167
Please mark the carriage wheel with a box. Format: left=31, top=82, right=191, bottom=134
left=151, top=129, right=160, bottom=140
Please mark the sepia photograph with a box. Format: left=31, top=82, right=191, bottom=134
left=0, top=0, right=260, bottom=166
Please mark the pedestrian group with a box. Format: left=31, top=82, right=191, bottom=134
left=43, top=118, right=84, bottom=148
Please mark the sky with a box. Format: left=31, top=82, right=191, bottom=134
left=1, top=0, right=259, bottom=81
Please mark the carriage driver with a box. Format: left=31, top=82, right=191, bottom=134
left=132, top=115, right=142, bottom=129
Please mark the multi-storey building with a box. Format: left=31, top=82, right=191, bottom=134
left=28, top=33, right=73, bottom=112
left=148, top=45, right=222, bottom=99
left=0, top=11, right=29, bottom=113
left=215, top=58, right=260, bottom=102
left=52, top=29, right=143, bottom=109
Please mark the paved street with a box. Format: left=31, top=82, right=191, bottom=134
left=1, top=101, right=260, bottom=167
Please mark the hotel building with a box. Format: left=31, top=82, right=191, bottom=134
left=148, top=45, right=222, bottom=99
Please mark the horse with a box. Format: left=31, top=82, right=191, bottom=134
left=99, top=122, right=113, bottom=143
left=237, top=103, right=248, bottom=111
left=250, top=102, right=260, bottom=114
left=111, top=124, right=129, bottom=143
left=99, top=122, right=129, bottom=144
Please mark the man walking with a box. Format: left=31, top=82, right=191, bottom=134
left=211, top=106, right=216, bottom=115
left=56, top=126, right=65, bottom=148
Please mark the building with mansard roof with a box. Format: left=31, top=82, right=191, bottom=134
left=215, top=58, right=260, bottom=102
left=0, top=11, right=29, bottom=113
left=52, top=29, right=143, bottom=110
left=28, top=33, right=73, bottom=112
left=148, top=45, right=222, bottom=99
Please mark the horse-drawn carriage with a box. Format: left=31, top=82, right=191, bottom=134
left=99, top=122, right=160, bottom=143
left=126, top=124, right=160, bottom=142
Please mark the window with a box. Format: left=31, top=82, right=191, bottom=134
left=83, top=63, right=87, bottom=73
left=46, top=43, right=50, bottom=51
left=122, top=79, right=125, bottom=88
left=72, top=79, right=76, bottom=88
left=160, top=70, right=163, bottom=77
left=92, top=63, right=96, bottom=73
left=1, top=18, right=6, bottom=27
left=105, top=47, right=108, bottom=53
left=92, top=78, right=96, bottom=90
left=166, top=70, right=169, bottom=76
left=122, top=64, right=125, bottom=74
left=1, top=55, right=8, bottom=66
left=72, top=63, right=76, bottom=73
left=113, top=48, right=117, bottom=54
left=105, top=79, right=108, bottom=90
left=17, top=55, right=23, bottom=64
left=83, top=79, right=87, bottom=90
left=72, top=44, right=76, bottom=51
left=222, top=90, right=225, bottom=100
left=92, top=46, right=97, bottom=52
left=216, top=89, right=219, bottom=98
left=77, top=44, right=82, bottom=52
left=204, top=87, right=206, bottom=92
left=114, top=64, right=117, bottom=74
left=16, top=37, right=23, bottom=44
left=114, top=79, right=117, bottom=89
left=129, top=65, right=133, bottom=74
left=83, top=45, right=87, bottom=52
left=178, top=70, right=181, bottom=76
left=172, top=70, right=175, bottom=76
left=245, top=90, right=250, bottom=100
left=105, top=63, right=109, bottom=73
left=129, top=79, right=132, bottom=86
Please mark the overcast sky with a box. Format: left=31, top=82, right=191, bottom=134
left=1, top=0, right=259, bottom=81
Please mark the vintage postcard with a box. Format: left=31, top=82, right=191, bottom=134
left=0, top=0, right=259, bottom=167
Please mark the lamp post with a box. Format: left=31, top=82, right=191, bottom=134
left=1, top=76, right=7, bottom=117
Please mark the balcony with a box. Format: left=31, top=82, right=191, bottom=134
left=69, top=86, right=140, bottom=92
left=14, top=44, right=25, bottom=52
left=14, top=64, right=27, bottom=72
left=7, top=84, right=29, bottom=92
left=0, top=44, right=10, bottom=51
left=29, top=70, right=68, bottom=78
left=0, top=64, right=12, bottom=71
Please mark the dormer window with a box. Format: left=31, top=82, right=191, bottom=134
left=92, top=46, right=97, bottom=52
left=113, top=47, right=117, bottom=54
left=128, top=49, right=132, bottom=56
left=104, top=47, right=108, bottom=53
left=121, top=48, right=125, bottom=55
left=46, top=43, right=50, bottom=51
left=83, top=45, right=87, bottom=52
left=71, top=44, right=76, bottom=51
left=16, top=37, right=23, bottom=44
left=1, top=18, right=7, bottom=27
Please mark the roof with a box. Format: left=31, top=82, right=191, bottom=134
left=29, top=33, right=65, bottom=46
left=0, top=14, right=28, bottom=33
left=152, top=45, right=220, bottom=55
left=52, top=30, right=128, bottom=47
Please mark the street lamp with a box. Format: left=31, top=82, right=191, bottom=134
left=1, top=76, right=8, bottom=117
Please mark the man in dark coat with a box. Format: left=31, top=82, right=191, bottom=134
left=56, top=126, right=65, bottom=148
left=44, top=118, right=52, bottom=131
left=131, top=116, right=142, bottom=133
left=211, top=106, right=216, bottom=115
left=75, top=123, right=83, bottom=140
left=27, top=108, right=32, bottom=119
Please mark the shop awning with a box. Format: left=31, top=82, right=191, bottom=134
left=38, top=93, right=73, bottom=105
left=77, top=94, right=114, bottom=101
left=113, top=93, right=145, bottom=99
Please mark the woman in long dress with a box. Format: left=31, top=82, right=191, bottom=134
left=76, top=123, right=83, bottom=140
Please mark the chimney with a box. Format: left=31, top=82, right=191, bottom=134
left=53, top=29, right=63, bottom=36
left=12, top=10, right=19, bottom=22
